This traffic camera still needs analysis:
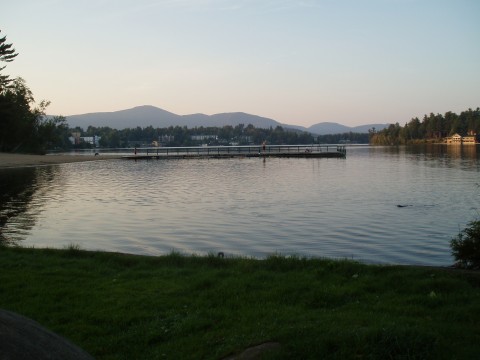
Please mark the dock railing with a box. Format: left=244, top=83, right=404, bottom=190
left=130, top=144, right=346, bottom=158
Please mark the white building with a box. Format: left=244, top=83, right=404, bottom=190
left=191, top=135, right=218, bottom=141
left=68, top=134, right=101, bottom=147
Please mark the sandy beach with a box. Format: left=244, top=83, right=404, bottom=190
left=0, top=152, right=122, bottom=169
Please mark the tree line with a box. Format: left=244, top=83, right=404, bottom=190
left=73, top=124, right=369, bottom=148
left=370, top=108, right=480, bottom=145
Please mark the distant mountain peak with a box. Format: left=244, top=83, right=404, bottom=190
left=64, top=105, right=388, bottom=134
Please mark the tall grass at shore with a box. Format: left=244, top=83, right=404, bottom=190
left=1, top=247, right=479, bottom=359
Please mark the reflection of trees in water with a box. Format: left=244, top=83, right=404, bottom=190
left=407, top=144, right=478, bottom=159
left=404, top=144, right=479, bottom=171
left=0, top=166, right=59, bottom=246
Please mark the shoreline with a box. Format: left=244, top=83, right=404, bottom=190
left=0, top=152, right=122, bottom=169
left=1, top=246, right=478, bottom=359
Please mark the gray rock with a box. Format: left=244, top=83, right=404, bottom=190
left=0, top=309, right=94, bottom=360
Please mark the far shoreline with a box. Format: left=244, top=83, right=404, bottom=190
left=0, top=152, right=122, bottom=169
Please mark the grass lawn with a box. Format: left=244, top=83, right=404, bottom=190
left=1, top=246, right=479, bottom=359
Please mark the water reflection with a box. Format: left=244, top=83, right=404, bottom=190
left=404, top=144, right=478, bottom=158
left=400, top=144, right=479, bottom=171
left=1, top=146, right=479, bottom=266
left=0, top=167, right=59, bottom=245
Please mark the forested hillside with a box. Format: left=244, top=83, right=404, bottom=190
left=370, top=108, right=480, bottom=145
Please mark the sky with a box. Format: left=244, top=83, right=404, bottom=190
left=2, top=0, right=480, bottom=127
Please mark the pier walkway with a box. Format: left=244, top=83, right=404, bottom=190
left=123, top=145, right=346, bottom=160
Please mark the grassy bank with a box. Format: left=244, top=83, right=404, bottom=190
left=1, top=247, right=479, bottom=359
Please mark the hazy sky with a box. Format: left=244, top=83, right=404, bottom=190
left=2, top=0, right=479, bottom=127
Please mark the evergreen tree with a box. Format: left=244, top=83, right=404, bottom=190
left=0, top=31, right=68, bottom=153
left=0, top=30, right=18, bottom=88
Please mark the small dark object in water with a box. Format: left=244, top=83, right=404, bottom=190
left=397, top=204, right=412, bottom=208
left=217, top=252, right=224, bottom=258
left=94, top=152, right=99, bottom=156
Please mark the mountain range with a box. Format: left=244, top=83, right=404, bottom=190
left=65, top=105, right=388, bottom=135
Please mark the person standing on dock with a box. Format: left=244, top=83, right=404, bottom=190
left=262, top=141, right=266, bottom=154
left=134, top=147, right=137, bottom=155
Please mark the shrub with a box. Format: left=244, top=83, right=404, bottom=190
left=450, top=220, right=480, bottom=269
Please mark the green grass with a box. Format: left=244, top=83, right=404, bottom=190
left=1, top=247, right=479, bottom=359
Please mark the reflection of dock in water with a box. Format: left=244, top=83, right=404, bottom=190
left=123, top=145, right=346, bottom=160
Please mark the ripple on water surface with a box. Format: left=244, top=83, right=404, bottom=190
left=1, top=146, right=479, bottom=266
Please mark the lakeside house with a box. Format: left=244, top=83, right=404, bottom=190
left=69, top=133, right=101, bottom=147
left=445, top=131, right=478, bottom=145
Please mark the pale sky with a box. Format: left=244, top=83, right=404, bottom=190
left=2, top=0, right=480, bottom=127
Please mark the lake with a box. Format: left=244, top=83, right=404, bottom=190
left=1, top=145, right=479, bottom=266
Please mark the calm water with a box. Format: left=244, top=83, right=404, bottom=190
left=1, top=145, right=479, bottom=266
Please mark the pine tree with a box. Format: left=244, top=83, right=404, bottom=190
left=0, top=30, right=19, bottom=88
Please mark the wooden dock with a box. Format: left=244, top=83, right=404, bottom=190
left=122, top=145, right=346, bottom=160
